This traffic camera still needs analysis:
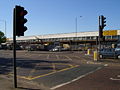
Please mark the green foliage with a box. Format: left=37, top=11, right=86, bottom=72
left=0, top=31, right=6, bottom=44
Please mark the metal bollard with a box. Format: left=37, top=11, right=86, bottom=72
left=94, top=51, right=98, bottom=61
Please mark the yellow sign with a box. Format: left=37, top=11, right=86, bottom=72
left=103, top=30, right=117, bottom=36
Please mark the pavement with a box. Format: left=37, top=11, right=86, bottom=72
left=0, top=75, right=50, bottom=90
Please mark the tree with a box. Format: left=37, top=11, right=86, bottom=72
left=0, top=31, right=6, bottom=44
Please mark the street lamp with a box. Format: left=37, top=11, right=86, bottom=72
left=0, top=20, right=7, bottom=37
left=75, top=16, right=82, bottom=38
left=75, top=16, right=82, bottom=50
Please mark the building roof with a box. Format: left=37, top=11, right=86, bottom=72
left=8, top=30, right=120, bottom=41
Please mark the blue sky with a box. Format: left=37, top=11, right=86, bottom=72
left=0, top=0, right=120, bottom=38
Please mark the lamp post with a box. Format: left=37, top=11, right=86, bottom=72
left=75, top=16, right=82, bottom=50
left=75, top=17, right=77, bottom=38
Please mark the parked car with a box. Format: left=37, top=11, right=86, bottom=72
left=99, top=48, right=120, bottom=59
left=99, top=48, right=114, bottom=59
left=115, top=48, right=120, bottom=59
left=49, top=46, right=62, bottom=52
left=27, top=44, right=44, bottom=51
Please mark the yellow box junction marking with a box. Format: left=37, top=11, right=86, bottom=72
left=9, top=63, right=79, bottom=80
left=29, top=64, right=79, bottom=80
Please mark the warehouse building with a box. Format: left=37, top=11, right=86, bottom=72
left=6, top=30, right=120, bottom=50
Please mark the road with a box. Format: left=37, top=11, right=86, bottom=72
left=0, top=50, right=120, bottom=90
left=55, top=66, right=120, bottom=90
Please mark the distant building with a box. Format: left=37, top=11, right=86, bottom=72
left=7, top=30, right=119, bottom=44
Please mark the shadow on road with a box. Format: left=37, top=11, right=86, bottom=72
left=0, top=58, right=13, bottom=74
left=18, top=87, right=42, bottom=90
left=0, top=57, right=70, bottom=75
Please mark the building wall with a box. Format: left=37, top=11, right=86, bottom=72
left=7, top=30, right=120, bottom=41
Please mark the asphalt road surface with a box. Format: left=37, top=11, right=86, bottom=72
left=0, top=50, right=119, bottom=90
left=55, top=66, right=120, bottom=90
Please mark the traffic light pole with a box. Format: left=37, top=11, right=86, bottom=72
left=99, top=15, right=106, bottom=50
left=98, top=16, right=101, bottom=50
left=13, top=5, right=28, bottom=88
left=13, top=7, right=17, bottom=88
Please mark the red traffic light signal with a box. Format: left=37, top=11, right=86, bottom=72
left=20, top=10, right=27, bottom=16
left=14, top=5, right=28, bottom=36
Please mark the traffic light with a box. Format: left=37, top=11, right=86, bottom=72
left=14, top=5, right=28, bottom=36
left=101, top=15, right=106, bottom=29
left=99, top=15, right=106, bottom=39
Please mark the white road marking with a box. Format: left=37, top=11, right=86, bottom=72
left=74, top=56, right=87, bottom=61
left=39, top=54, right=41, bottom=56
left=110, top=75, right=120, bottom=81
left=56, top=55, right=59, bottom=60
left=51, top=67, right=102, bottom=90
left=87, top=61, right=101, bottom=65
left=64, top=55, right=72, bottom=60
left=74, top=56, right=81, bottom=59
left=52, top=63, right=56, bottom=72
left=25, top=53, right=28, bottom=55
left=117, top=75, right=120, bottom=77
left=110, top=78, right=120, bottom=81
left=104, top=64, right=108, bottom=66
left=47, top=54, right=50, bottom=59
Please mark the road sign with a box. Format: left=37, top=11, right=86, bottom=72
left=103, top=30, right=117, bottom=36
